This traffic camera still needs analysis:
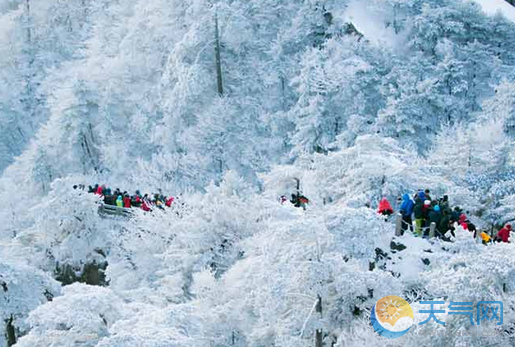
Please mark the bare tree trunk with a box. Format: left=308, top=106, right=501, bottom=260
left=393, top=4, right=401, bottom=34
left=214, top=12, right=224, bottom=96
left=24, top=0, right=37, bottom=131
left=281, top=75, right=286, bottom=110
left=81, top=133, right=99, bottom=173
left=25, top=0, right=31, bottom=44
left=315, top=295, right=323, bottom=347
left=82, top=0, right=88, bottom=24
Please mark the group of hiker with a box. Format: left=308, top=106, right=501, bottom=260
left=74, top=184, right=176, bottom=212
left=378, top=189, right=511, bottom=244
left=74, top=182, right=512, bottom=244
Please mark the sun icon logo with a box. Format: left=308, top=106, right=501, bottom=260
left=370, top=295, right=414, bottom=339
left=380, top=298, right=403, bottom=321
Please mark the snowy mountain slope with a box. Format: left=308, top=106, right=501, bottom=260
left=2, top=0, right=515, bottom=346
left=6, top=167, right=515, bottom=347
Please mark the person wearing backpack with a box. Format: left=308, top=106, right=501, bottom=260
left=399, top=194, right=414, bottom=234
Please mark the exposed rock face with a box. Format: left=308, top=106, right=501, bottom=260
left=55, top=261, right=108, bottom=286
left=5, top=316, right=16, bottom=347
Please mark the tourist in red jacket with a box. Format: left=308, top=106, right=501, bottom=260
left=497, top=224, right=512, bottom=243
left=123, top=195, right=131, bottom=208
left=378, top=197, right=394, bottom=216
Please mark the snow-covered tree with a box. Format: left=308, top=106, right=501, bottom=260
left=2, top=0, right=515, bottom=346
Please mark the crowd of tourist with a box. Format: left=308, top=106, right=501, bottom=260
left=74, top=184, right=176, bottom=212
left=378, top=189, right=510, bottom=244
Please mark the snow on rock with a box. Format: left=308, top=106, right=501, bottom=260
left=341, top=0, right=406, bottom=49
left=0, top=261, right=60, bottom=344
left=471, top=0, right=515, bottom=22
left=15, top=284, right=127, bottom=347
